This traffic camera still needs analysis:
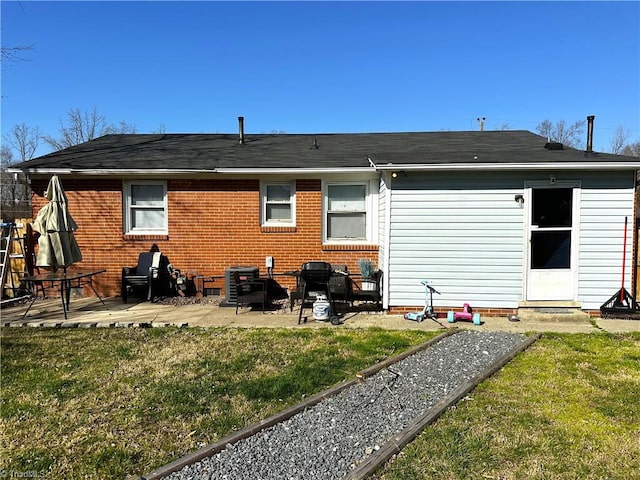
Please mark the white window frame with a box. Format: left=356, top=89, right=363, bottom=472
left=123, top=180, right=168, bottom=235
left=261, top=181, right=296, bottom=226
left=323, top=180, right=376, bottom=244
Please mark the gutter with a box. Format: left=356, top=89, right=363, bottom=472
left=8, top=167, right=378, bottom=176
left=10, top=162, right=640, bottom=176
left=374, top=162, right=640, bottom=171
left=214, top=167, right=376, bottom=174
left=6, top=168, right=218, bottom=175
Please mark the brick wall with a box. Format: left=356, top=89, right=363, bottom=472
left=30, top=178, right=379, bottom=298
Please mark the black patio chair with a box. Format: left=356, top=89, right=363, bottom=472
left=121, top=252, right=166, bottom=303
left=297, top=261, right=334, bottom=324
left=351, top=269, right=383, bottom=310
left=232, top=270, right=268, bottom=314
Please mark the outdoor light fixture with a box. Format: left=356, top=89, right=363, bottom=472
left=515, top=194, right=524, bottom=206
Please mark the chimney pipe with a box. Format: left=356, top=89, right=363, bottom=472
left=586, top=115, right=595, bottom=152
left=238, top=116, right=245, bottom=145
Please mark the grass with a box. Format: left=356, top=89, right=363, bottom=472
left=371, top=332, right=640, bottom=480
left=1, top=329, right=638, bottom=480
left=0, top=326, right=436, bottom=479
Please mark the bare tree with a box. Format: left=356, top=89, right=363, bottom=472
left=609, top=125, right=630, bottom=154
left=0, top=124, right=41, bottom=220
left=622, top=141, right=640, bottom=157
left=536, top=119, right=586, bottom=148
left=4, top=123, right=41, bottom=161
left=43, top=107, right=136, bottom=150
left=0, top=146, right=31, bottom=221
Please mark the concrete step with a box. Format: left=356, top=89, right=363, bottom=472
left=516, top=306, right=591, bottom=323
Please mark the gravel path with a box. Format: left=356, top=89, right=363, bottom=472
left=165, top=330, right=527, bottom=480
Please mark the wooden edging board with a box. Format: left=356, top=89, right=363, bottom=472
left=136, top=329, right=457, bottom=480
left=344, top=332, right=542, bottom=480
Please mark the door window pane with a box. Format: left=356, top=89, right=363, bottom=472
left=531, top=231, right=571, bottom=268
left=532, top=188, right=572, bottom=227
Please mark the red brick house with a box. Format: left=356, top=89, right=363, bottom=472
left=11, top=119, right=640, bottom=315
left=14, top=124, right=382, bottom=300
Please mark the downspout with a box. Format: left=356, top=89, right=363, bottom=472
left=634, top=173, right=639, bottom=301
left=382, top=172, right=393, bottom=310
left=367, top=155, right=390, bottom=310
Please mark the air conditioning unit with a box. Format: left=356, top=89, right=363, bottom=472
left=223, top=266, right=259, bottom=306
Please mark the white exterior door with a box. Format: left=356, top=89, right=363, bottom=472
left=526, top=183, right=579, bottom=301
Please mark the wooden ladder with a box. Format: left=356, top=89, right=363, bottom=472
left=1, top=221, right=29, bottom=301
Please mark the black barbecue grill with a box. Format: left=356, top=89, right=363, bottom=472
left=297, top=261, right=334, bottom=324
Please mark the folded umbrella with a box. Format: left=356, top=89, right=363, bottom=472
left=32, top=175, right=82, bottom=272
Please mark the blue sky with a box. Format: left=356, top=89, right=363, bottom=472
left=2, top=1, right=639, bottom=158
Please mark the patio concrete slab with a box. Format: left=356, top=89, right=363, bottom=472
left=1, top=296, right=638, bottom=334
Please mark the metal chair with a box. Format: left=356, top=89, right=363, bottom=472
left=297, top=261, right=334, bottom=324
left=351, top=269, right=383, bottom=310
left=231, top=270, right=267, bottom=314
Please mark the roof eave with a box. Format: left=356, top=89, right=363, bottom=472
left=375, top=162, right=640, bottom=171
left=9, top=167, right=377, bottom=175
left=214, top=167, right=375, bottom=174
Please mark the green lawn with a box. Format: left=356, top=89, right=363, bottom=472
left=1, top=328, right=638, bottom=480
left=372, top=332, right=640, bottom=480
left=0, top=327, right=436, bottom=479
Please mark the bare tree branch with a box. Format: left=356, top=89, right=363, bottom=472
left=3, top=123, right=41, bottom=161
left=622, top=141, right=640, bottom=157
left=609, top=125, right=630, bottom=155
left=0, top=45, right=34, bottom=65
left=43, top=107, right=136, bottom=150
left=0, top=146, right=31, bottom=220
left=536, top=119, right=586, bottom=148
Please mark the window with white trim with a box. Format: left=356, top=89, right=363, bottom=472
left=123, top=180, right=168, bottom=234
left=325, top=183, right=368, bottom=241
left=261, top=181, right=295, bottom=226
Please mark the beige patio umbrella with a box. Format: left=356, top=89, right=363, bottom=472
left=32, top=175, right=82, bottom=272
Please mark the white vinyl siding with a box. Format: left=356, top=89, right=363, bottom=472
left=577, top=173, right=635, bottom=310
left=378, top=176, right=388, bottom=267
left=388, top=176, right=525, bottom=309
left=385, top=170, right=636, bottom=311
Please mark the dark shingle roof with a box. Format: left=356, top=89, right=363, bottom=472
left=11, top=130, right=639, bottom=173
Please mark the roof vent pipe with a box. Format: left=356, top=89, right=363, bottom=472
left=238, top=116, right=245, bottom=145
left=586, top=115, right=595, bottom=152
